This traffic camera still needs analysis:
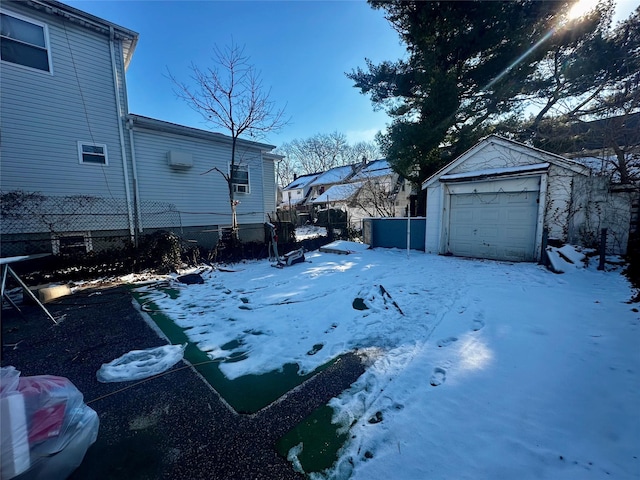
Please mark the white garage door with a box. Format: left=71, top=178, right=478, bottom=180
left=448, top=191, right=539, bottom=262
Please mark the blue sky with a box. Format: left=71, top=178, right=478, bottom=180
left=65, top=0, right=636, bottom=149
left=64, top=0, right=407, bottom=147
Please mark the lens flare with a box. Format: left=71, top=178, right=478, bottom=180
left=568, top=0, right=600, bottom=20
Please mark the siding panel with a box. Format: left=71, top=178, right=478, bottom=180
left=425, top=185, right=442, bottom=253
left=132, top=129, right=267, bottom=228
left=262, top=158, right=276, bottom=216
left=0, top=3, right=127, bottom=199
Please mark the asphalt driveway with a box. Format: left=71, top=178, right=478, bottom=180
left=1, top=285, right=364, bottom=479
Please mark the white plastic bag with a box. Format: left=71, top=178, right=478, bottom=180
left=0, top=366, right=99, bottom=480
left=97, top=343, right=186, bottom=383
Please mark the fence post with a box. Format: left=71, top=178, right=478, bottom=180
left=327, top=197, right=334, bottom=242
left=407, top=208, right=411, bottom=258
left=598, top=228, right=607, bottom=271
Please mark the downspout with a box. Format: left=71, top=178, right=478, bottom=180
left=109, top=26, right=135, bottom=243
left=261, top=152, right=267, bottom=223
left=128, top=117, right=143, bottom=236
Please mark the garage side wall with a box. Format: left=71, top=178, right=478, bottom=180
left=425, top=184, right=443, bottom=253
left=543, top=164, right=576, bottom=242
left=569, top=175, right=635, bottom=255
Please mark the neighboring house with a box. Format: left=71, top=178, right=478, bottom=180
left=423, top=135, right=633, bottom=262
left=307, top=159, right=410, bottom=230
left=544, top=113, right=640, bottom=184
left=306, top=164, right=360, bottom=202
left=349, top=159, right=411, bottom=218
left=279, top=173, right=320, bottom=211
left=0, top=0, right=279, bottom=256
left=310, top=182, right=364, bottom=209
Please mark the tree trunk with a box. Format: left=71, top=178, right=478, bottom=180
left=230, top=136, right=239, bottom=240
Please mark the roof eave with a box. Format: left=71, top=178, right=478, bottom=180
left=439, top=165, right=550, bottom=183
left=24, top=0, right=139, bottom=65
left=128, top=114, right=276, bottom=152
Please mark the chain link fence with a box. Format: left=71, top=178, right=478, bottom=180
left=0, top=192, right=337, bottom=283
left=0, top=191, right=185, bottom=257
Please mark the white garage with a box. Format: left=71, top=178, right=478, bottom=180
left=423, top=135, right=591, bottom=262
left=449, top=192, right=539, bottom=261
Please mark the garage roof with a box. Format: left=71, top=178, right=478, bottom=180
left=440, top=163, right=550, bottom=183
left=422, top=135, right=591, bottom=190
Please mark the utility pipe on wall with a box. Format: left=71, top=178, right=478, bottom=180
left=128, top=118, right=143, bottom=236
left=109, top=26, right=135, bottom=242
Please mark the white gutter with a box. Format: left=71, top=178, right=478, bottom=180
left=128, top=118, right=143, bottom=233
left=109, top=26, right=135, bottom=241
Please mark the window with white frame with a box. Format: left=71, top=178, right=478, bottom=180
left=78, top=142, right=108, bottom=165
left=0, top=10, right=51, bottom=72
left=230, top=164, right=250, bottom=194
left=52, top=232, right=93, bottom=255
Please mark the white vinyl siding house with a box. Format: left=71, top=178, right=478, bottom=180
left=0, top=2, right=133, bottom=199
left=128, top=115, right=277, bottom=243
left=0, top=1, right=280, bottom=255
left=262, top=153, right=279, bottom=217
left=0, top=1, right=138, bottom=255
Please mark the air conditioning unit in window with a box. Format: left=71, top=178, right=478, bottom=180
left=233, top=184, right=249, bottom=194
left=167, top=151, right=193, bottom=169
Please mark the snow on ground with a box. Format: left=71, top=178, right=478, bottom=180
left=295, top=225, right=327, bottom=241
left=138, top=245, right=640, bottom=479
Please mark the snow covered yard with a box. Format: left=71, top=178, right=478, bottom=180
left=140, top=246, right=640, bottom=479
left=295, top=225, right=328, bottom=241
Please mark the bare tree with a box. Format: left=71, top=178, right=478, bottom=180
left=169, top=42, right=287, bottom=238
left=274, top=149, right=299, bottom=188
left=275, top=133, right=380, bottom=181
left=349, top=141, right=382, bottom=163
left=353, top=179, right=397, bottom=217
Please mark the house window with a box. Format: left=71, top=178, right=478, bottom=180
left=230, top=164, right=250, bottom=194
left=78, top=142, right=108, bottom=165
left=0, top=11, right=51, bottom=72
left=52, top=232, right=93, bottom=255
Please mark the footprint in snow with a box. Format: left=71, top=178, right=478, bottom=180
left=324, top=323, right=338, bottom=334
left=430, top=367, right=446, bottom=387
left=306, top=343, right=324, bottom=356
left=472, top=313, right=485, bottom=331
left=437, top=337, right=458, bottom=348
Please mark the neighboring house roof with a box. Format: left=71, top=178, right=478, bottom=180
left=311, top=182, right=364, bottom=204
left=571, top=156, right=610, bottom=172
left=422, top=134, right=591, bottom=190
left=283, top=173, right=321, bottom=190
left=571, top=154, right=640, bottom=183
left=350, top=159, right=394, bottom=181
left=309, top=165, right=356, bottom=186
left=128, top=114, right=276, bottom=152
left=560, top=112, right=640, bottom=152
left=28, top=0, right=139, bottom=68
